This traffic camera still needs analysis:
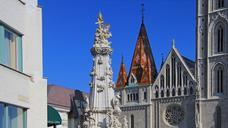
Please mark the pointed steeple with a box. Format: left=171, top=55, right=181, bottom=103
left=128, top=22, right=157, bottom=85
left=116, top=56, right=128, bottom=90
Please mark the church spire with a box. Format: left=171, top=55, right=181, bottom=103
left=128, top=22, right=157, bottom=85
left=116, top=56, right=128, bottom=90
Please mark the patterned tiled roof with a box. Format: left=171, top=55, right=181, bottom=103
left=116, top=58, right=128, bottom=89
left=128, top=23, right=157, bottom=85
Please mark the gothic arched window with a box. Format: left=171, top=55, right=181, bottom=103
left=217, top=25, right=224, bottom=53
left=130, top=94, right=133, bottom=101
left=160, top=75, right=165, bottom=89
left=178, top=88, right=181, bottom=96
left=217, top=67, right=224, bottom=93
left=184, top=88, right=187, bottom=95
left=183, top=72, right=188, bottom=87
left=171, top=57, right=176, bottom=87
left=172, top=88, right=176, bottom=97
left=131, top=114, right=134, bottom=128
left=133, top=93, right=136, bottom=101
left=177, top=63, right=182, bottom=86
left=190, top=87, right=194, bottom=95
left=136, top=93, right=139, bottom=100
left=166, top=90, right=170, bottom=97
left=216, top=106, right=222, bottom=128
left=218, top=0, right=224, bottom=8
left=166, top=65, right=170, bottom=88
left=155, top=85, right=159, bottom=98
left=161, top=90, right=164, bottom=98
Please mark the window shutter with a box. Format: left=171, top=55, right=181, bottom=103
left=16, top=36, right=23, bottom=72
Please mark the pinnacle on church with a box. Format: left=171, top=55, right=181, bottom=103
left=172, top=39, right=176, bottom=48
left=116, top=56, right=128, bottom=89
left=160, top=53, right=164, bottom=71
left=128, top=22, right=157, bottom=85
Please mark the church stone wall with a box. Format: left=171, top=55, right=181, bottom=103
left=121, top=105, right=150, bottom=128
left=199, top=99, right=228, bottom=128
left=152, top=97, right=195, bottom=128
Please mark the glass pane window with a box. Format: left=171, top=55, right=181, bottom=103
left=8, top=106, right=24, bottom=128
left=4, top=29, right=18, bottom=69
left=0, top=103, right=4, bottom=128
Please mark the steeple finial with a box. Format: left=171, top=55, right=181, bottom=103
left=172, top=39, right=175, bottom=48
left=141, top=2, right=145, bottom=23
left=121, top=54, right=124, bottom=64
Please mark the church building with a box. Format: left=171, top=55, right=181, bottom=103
left=115, top=0, right=228, bottom=128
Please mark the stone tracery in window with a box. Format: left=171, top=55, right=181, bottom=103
left=164, top=104, right=185, bottom=126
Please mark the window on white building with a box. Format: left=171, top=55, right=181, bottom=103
left=0, top=25, right=23, bottom=71
left=0, top=103, right=26, bottom=128
left=0, top=103, right=4, bottom=128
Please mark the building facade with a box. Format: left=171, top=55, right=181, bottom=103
left=116, top=0, right=228, bottom=127
left=0, top=0, right=47, bottom=128
left=48, top=85, right=86, bottom=128
left=196, top=0, right=228, bottom=128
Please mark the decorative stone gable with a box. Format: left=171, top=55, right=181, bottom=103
left=152, top=45, right=196, bottom=99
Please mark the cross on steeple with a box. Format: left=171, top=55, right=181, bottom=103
left=141, top=3, right=145, bottom=23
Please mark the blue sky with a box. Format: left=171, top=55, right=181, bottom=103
left=39, top=0, right=196, bottom=93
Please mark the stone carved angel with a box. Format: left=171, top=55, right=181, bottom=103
left=111, top=95, right=121, bottom=115
left=94, top=13, right=112, bottom=47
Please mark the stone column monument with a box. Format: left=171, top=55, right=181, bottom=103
left=81, top=13, right=127, bottom=128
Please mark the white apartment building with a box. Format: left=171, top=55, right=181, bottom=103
left=0, top=0, right=47, bottom=128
